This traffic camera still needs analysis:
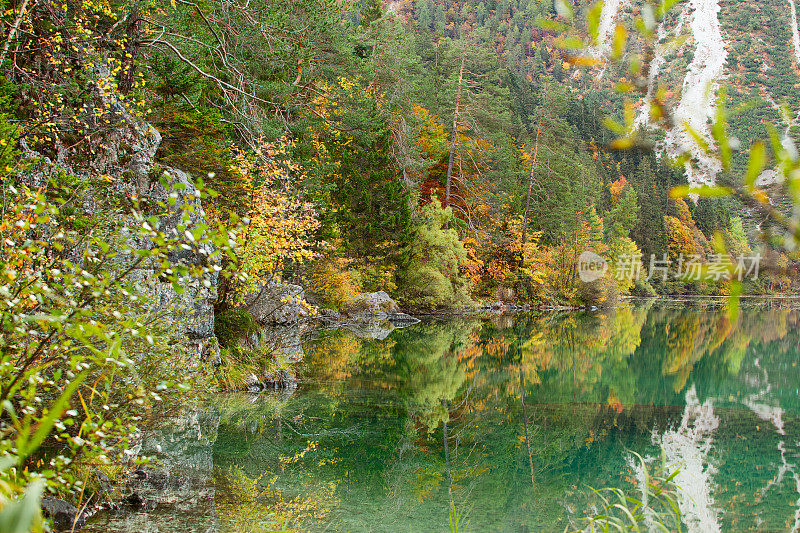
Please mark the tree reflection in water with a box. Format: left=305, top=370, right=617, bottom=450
left=206, top=301, right=800, bottom=532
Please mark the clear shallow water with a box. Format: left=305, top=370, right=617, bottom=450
left=90, top=300, right=800, bottom=532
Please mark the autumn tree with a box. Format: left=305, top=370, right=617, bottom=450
left=218, top=138, right=319, bottom=305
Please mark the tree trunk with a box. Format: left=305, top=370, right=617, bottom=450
left=520, top=104, right=546, bottom=255
left=445, top=54, right=465, bottom=208
left=0, top=0, right=30, bottom=68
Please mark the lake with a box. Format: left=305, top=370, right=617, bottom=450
left=89, top=300, right=800, bottom=532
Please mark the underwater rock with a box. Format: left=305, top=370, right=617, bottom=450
left=245, top=368, right=298, bottom=391
left=343, top=319, right=396, bottom=340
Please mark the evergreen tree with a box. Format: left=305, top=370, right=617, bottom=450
left=630, top=158, right=667, bottom=259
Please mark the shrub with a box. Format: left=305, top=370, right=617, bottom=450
left=576, top=276, right=619, bottom=307
left=215, top=309, right=260, bottom=348
left=630, top=278, right=658, bottom=297
left=401, top=198, right=473, bottom=310
left=302, top=258, right=360, bottom=309
left=0, top=173, right=233, bottom=522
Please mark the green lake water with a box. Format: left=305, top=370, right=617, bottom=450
left=90, top=300, right=800, bottom=532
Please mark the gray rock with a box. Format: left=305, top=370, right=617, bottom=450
left=344, top=319, right=395, bottom=340
left=241, top=280, right=307, bottom=325
left=245, top=373, right=261, bottom=392
left=16, top=66, right=220, bottom=372
left=342, top=291, right=401, bottom=319
left=101, top=408, right=220, bottom=532
left=387, top=312, right=421, bottom=325
left=42, top=497, right=88, bottom=531
left=318, top=308, right=341, bottom=320
left=245, top=368, right=297, bottom=391
left=237, top=324, right=306, bottom=362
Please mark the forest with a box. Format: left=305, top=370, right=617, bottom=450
left=2, top=0, right=800, bottom=529
left=6, top=0, right=795, bottom=314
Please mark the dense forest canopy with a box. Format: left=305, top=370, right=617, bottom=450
left=4, top=0, right=798, bottom=307
left=2, top=0, right=800, bottom=528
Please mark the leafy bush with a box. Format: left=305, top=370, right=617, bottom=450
left=215, top=309, right=260, bottom=348
left=0, top=172, right=234, bottom=523
left=630, top=278, right=658, bottom=297
left=216, top=138, right=319, bottom=307
left=401, top=198, right=473, bottom=309
left=303, top=258, right=360, bottom=309
left=576, top=276, right=620, bottom=307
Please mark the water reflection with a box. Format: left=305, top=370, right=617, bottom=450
left=92, top=301, right=800, bottom=532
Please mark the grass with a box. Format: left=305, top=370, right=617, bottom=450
left=215, top=309, right=259, bottom=349
left=215, top=343, right=293, bottom=391
left=571, top=451, right=683, bottom=533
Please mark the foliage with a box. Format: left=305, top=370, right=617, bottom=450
left=0, top=170, right=233, bottom=519
left=559, top=0, right=800, bottom=302
left=219, top=138, right=319, bottom=306
left=215, top=344, right=292, bottom=393
left=302, top=258, right=361, bottom=309
left=215, top=309, right=259, bottom=349
left=6, top=0, right=145, bottom=162
left=664, top=215, right=696, bottom=262
left=402, top=198, right=473, bottom=309
left=214, top=463, right=336, bottom=531
left=307, top=76, right=412, bottom=263
left=572, top=452, right=683, bottom=532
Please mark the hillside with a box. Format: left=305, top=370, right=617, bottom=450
left=396, top=0, right=800, bottom=185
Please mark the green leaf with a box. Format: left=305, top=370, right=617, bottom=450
left=0, top=478, right=44, bottom=533
left=21, top=370, right=88, bottom=460
left=670, top=185, right=733, bottom=198
left=536, top=17, right=568, bottom=32
left=656, top=0, right=679, bottom=18
left=682, top=122, right=711, bottom=155
left=745, top=142, right=766, bottom=189
left=765, top=123, right=785, bottom=165
left=555, top=36, right=587, bottom=50
left=603, top=117, right=626, bottom=135
left=588, top=1, right=604, bottom=43
left=663, top=35, right=688, bottom=52
left=641, top=3, right=656, bottom=32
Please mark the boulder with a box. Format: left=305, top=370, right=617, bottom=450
left=241, top=281, right=307, bottom=325
left=236, top=324, right=306, bottom=363
left=106, top=408, right=220, bottom=532
left=387, top=312, right=421, bottom=325
left=341, top=291, right=401, bottom=320
left=18, top=71, right=221, bottom=371
left=244, top=369, right=298, bottom=391
left=41, top=497, right=88, bottom=531
left=344, top=320, right=396, bottom=340
left=318, top=308, right=341, bottom=320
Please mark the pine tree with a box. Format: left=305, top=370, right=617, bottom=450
left=361, top=0, right=384, bottom=26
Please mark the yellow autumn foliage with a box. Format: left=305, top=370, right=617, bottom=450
left=222, top=138, right=320, bottom=304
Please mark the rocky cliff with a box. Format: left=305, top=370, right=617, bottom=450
left=19, top=65, right=220, bottom=367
